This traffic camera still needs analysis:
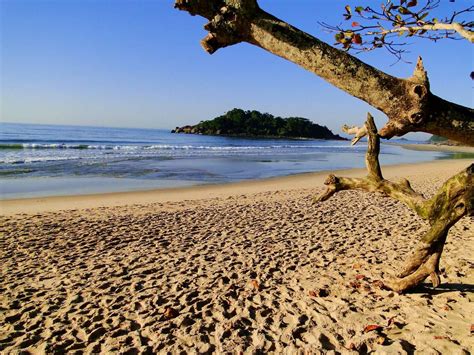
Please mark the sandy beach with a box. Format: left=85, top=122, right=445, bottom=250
left=398, top=143, right=474, bottom=154
left=1, top=159, right=473, bottom=353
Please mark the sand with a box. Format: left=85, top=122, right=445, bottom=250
left=1, top=159, right=473, bottom=353
left=398, top=143, right=474, bottom=154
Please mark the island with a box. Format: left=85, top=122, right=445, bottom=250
left=171, top=108, right=346, bottom=140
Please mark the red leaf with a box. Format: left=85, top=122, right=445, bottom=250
left=352, top=34, right=362, bottom=44
left=349, top=281, right=361, bottom=289
left=471, top=324, right=474, bottom=333
left=355, top=274, right=366, bottom=280
left=351, top=21, right=360, bottom=27
left=364, top=324, right=383, bottom=333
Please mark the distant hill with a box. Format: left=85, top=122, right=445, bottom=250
left=172, top=108, right=346, bottom=140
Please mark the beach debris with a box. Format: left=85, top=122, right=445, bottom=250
left=309, top=288, right=330, bottom=298
left=349, top=281, right=361, bottom=289
left=363, top=324, right=383, bottom=333
left=471, top=324, right=474, bottom=334
left=250, top=279, right=260, bottom=290
left=164, top=306, right=179, bottom=319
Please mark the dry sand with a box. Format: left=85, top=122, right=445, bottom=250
left=1, top=159, right=473, bottom=353
left=398, top=143, right=474, bottom=154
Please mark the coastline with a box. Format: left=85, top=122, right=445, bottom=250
left=396, top=142, right=474, bottom=154
left=1, top=158, right=471, bottom=215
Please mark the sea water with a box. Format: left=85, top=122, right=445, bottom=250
left=0, top=122, right=452, bottom=199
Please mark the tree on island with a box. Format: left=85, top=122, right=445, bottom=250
left=173, top=108, right=346, bottom=140
left=174, top=0, right=473, bottom=293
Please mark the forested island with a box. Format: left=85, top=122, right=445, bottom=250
left=172, top=109, right=346, bottom=140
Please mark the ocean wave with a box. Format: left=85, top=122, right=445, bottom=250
left=0, top=156, right=81, bottom=164
left=0, top=143, right=358, bottom=151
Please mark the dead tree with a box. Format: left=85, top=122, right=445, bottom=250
left=174, top=0, right=473, bottom=292
left=318, top=114, right=473, bottom=292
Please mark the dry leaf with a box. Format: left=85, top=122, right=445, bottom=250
left=251, top=280, right=260, bottom=290
left=309, top=289, right=330, bottom=297
left=352, top=263, right=362, bottom=270
left=387, top=316, right=396, bottom=327
left=164, top=306, right=179, bottom=319
left=470, top=324, right=474, bottom=334
left=364, top=324, right=383, bottom=333
left=349, top=281, right=361, bottom=289
left=355, top=274, right=366, bottom=280
left=433, top=335, right=449, bottom=340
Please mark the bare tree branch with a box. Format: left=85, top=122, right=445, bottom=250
left=315, top=113, right=473, bottom=292
left=175, top=0, right=473, bottom=144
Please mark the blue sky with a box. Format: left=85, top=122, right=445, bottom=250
left=1, top=0, right=472, bottom=139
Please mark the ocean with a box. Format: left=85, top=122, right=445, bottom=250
left=0, top=122, right=454, bottom=199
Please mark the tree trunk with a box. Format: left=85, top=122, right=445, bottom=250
left=315, top=114, right=473, bottom=292
left=174, top=0, right=474, bottom=292
left=174, top=0, right=473, bottom=145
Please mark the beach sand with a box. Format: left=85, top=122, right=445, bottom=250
left=398, top=143, right=474, bottom=154
left=1, top=159, right=473, bottom=353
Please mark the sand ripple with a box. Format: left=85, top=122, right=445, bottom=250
left=1, top=171, right=473, bottom=353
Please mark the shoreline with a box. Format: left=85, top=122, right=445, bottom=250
left=396, top=142, right=474, bottom=154
left=2, top=157, right=473, bottom=353
left=1, top=158, right=471, bottom=215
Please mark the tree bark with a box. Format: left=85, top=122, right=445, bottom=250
left=315, top=114, right=473, bottom=292
left=175, top=0, right=474, bottom=292
left=174, top=0, right=474, bottom=145
left=376, top=22, right=474, bottom=43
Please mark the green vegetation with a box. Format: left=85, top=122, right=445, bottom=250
left=172, top=108, right=345, bottom=140
left=428, top=135, right=448, bottom=143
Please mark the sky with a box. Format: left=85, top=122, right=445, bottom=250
left=1, top=0, right=473, bottom=139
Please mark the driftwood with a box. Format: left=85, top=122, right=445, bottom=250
left=175, top=0, right=473, bottom=292
left=316, top=114, right=473, bottom=292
